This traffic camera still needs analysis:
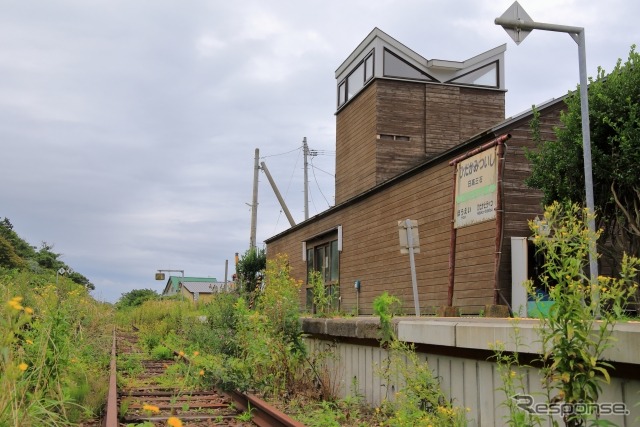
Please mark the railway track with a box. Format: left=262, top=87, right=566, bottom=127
left=103, top=328, right=305, bottom=427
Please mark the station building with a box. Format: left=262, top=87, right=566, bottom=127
left=265, top=28, right=565, bottom=315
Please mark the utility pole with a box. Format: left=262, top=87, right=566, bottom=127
left=250, top=148, right=259, bottom=250
left=303, top=137, right=309, bottom=220
left=261, top=161, right=296, bottom=227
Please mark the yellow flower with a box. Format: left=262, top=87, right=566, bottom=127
left=199, top=370, right=204, bottom=376
left=26, top=339, right=33, bottom=345
left=142, top=404, right=160, bottom=413
left=8, top=300, right=23, bottom=311
left=18, top=363, right=28, bottom=372
left=192, top=351, right=199, bottom=357
left=510, top=370, right=516, bottom=378
left=24, top=307, right=34, bottom=315
left=178, top=351, right=185, bottom=357
left=167, top=417, right=182, bottom=427
left=11, top=296, right=23, bottom=303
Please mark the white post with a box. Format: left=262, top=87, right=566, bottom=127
left=250, top=148, right=259, bottom=249
left=406, top=219, right=421, bottom=316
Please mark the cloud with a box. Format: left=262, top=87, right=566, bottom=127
left=1, top=0, right=638, bottom=302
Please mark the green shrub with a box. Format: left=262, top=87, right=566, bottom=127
left=151, top=345, right=173, bottom=360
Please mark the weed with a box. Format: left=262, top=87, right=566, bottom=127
left=236, top=402, right=254, bottom=422
left=150, top=344, right=173, bottom=360
left=527, top=202, right=639, bottom=427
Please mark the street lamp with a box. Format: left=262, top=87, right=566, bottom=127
left=495, top=1, right=599, bottom=287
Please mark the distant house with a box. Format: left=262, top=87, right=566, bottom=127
left=162, top=276, right=229, bottom=302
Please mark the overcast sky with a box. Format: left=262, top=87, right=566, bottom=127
left=1, top=0, right=638, bottom=303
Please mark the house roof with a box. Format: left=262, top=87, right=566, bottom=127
left=180, top=281, right=222, bottom=294
left=162, top=276, right=218, bottom=295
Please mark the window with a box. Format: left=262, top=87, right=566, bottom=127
left=338, top=81, right=346, bottom=106
left=304, top=234, right=340, bottom=311
left=337, top=49, right=374, bottom=108
left=383, top=48, right=435, bottom=81
left=365, top=53, right=374, bottom=81
left=347, top=63, right=365, bottom=100
left=447, top=61, right=499, bottom=88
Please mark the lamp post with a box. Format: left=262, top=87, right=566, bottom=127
left=495, top=2, right=599, bottom=288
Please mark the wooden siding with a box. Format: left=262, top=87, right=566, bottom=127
left=268, top=156, right=500, bottom=315
left=425, top=85, right=461, bottom=156
left=458, top=87, right=505, bottom=142
left=336, top=79, right=505, bottom=204
left=335, top=82, right=378, bottom=205
left=498, top=101, right=565, bottom=304
left=268, top=98, right=566, bottom=315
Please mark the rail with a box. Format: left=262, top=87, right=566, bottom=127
left=103, top=328, right=305, bottom=427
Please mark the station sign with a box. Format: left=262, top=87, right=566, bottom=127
left=454, top=147, right=498, bottom=228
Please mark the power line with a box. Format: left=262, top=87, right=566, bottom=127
left=310, top=157, right=331, bottom=208
left=311, top=163, right=334, bottom=177
left=261, top=146, right=302, bottom=159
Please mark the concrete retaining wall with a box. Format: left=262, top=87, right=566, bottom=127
left=302, top=317, right=640, bottom=427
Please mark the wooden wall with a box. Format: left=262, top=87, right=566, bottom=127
left=336, top=79, right=505, bottom=204
left=497, top=102, right=565, bottom=304
left=268, top=98, right=564, bottom=315
left=335, top=82, right=378, bottom=205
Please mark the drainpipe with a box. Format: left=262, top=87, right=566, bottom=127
left=447, top=168, right=458, bottom=307
left=494, top=140, right=506, bottom=305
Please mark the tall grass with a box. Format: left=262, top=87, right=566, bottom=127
left=0, top=268, right=113, bottom=426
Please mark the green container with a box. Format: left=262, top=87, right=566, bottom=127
left=527, top=300, right=554, bottom=318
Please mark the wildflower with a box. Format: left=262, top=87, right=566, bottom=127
left=7, top=299, right=23, bottom=311
left=167, top=417, right=182, bottom=427
left=510, top=370, right=517, bottom=378
left=24, top=307, right=34, bottom=315
left=178, top=351, right=185, bottom=357
left=26, top=339, right=33, bottom=345
left=143, top=404, right=160, bottom=413
left=18, top=363, right=28, bottom=372
left=11, top=296, right=23, bottom=303
left=193, top=351, right=199, bottom=357
left=199, top=370, right=204, bottom=376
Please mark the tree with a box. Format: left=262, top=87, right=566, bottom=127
left=0, top=217, right=36, bottom=260
left=527, top=45, right=640, bottom=270
left=0, top=235, right=25, bottom=269
left=116, top=288, right=159, bottom=309
left=236, top=247, right=266, bottom=294
left=68, top=271, right=95, bottom=291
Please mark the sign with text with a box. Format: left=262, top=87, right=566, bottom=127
left=454, top=147, right=498, bottom=228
